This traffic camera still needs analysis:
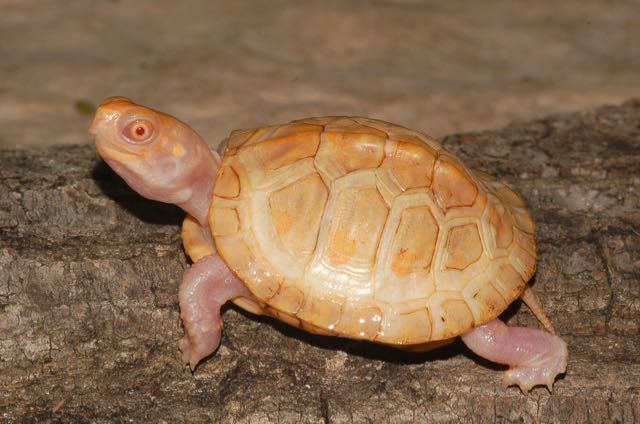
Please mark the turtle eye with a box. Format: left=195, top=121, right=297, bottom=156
left=122, top=119, right=155, bottom=144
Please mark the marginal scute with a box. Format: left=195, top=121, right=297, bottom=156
left=297, top=294, right=344, bottom=330
left=210, top=208, right=239, bottom=236
left=512, top=207, right=536, bottom=234
left=442, top=223, right=483, bottom=270
left=496, top=184, right=525, bottom=208
left=487, top=203, right=514, bottom=250
left=300, top=321, right=335, bottom=336
left=489, top=261, right=527, bottom=300
left=268, top=285, right=304, bottom=315
left=432, top=155, right=478, bottom=210
left=217, top=236, right=254, bottom=271
left=214, top=165, right=240, bottom=199
left=335, top=305, right=382, bottom=339
left=509, top=228, right=537, bottom=281
left=463, top=278, right=507, bottom=323
left=267, top=307, right=301, bottom=328
left=243, top=260, right=282, bottom=300
left=429, top=296, right=474, bottom=339
left=378, top=308, right=431, bottom=344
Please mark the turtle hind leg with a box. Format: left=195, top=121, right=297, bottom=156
left=461, top=319, right=568, bottom=392
left=178, top=254, right=252, bottom=370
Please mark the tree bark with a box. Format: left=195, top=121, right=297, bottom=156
left=1, top=101, right=639, bottom=422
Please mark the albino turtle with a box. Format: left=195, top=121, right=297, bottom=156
left=90, top=97, right=567, bottom=391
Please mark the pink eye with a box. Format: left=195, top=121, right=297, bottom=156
left=123, top=119, right=154, bottom=143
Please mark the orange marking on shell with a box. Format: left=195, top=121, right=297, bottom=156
left=443, top=223, right=483, bottom=270
left=208, top=116, right=539, bottom=345
left=268, top=174, right=328, bottom=255
left=326, top=187, right=388, bottom=267
left=327, top=231, right=357, bottom=265
left=274, top=212, right=295, bottom=236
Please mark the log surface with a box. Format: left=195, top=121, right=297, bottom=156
left=1, top=101, right=640, bottom=422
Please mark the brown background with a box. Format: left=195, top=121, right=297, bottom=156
left=2, top=0, right=639, bottom=150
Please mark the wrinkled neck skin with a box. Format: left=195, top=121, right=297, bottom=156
left=175, top=156, right=218, bottom=226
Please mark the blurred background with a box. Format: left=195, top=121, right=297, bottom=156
left=2, top=0, right=639, bottom=149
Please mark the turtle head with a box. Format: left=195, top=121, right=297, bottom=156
left=90, top=97, right=220, bottom=225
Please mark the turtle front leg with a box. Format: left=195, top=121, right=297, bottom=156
left=461, top=319, right=568, bottom=392
left=178, top=254, right=252, bottom=369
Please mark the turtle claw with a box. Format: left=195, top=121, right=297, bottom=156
left=178, top=335, right=206, bottom=371
left=502, top=362, right=566, bottom=393
left=177, top=318, right=222, bottom=370
left=462, top=319, right=569, bottom=392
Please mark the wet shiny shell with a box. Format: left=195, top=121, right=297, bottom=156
left=209, top=116, right=536, bottom=346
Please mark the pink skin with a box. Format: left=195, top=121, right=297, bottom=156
left=90, top=97, right=253, bottom=367
left=178, top=254, right=252, bottom=369
left=461, top=319, right=568, bottom=392
left=91, top=98, right=566, bottom=390
left=89, top=96, right=219, bottom=225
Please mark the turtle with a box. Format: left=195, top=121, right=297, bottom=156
left=90, top=97, right=568, bottom=392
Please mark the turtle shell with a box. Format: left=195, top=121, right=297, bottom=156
left=209, top=116, right=536, bottom=346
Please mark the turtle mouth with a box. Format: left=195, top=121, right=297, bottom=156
left=95, top=139, right=144, bottom=163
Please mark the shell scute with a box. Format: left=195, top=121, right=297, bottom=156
left=209, top=116, right=537, bottom=346
left=432, top=154, right=479, bottom=211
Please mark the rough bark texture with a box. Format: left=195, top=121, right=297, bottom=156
left=1, top=101, right=640, bottom=422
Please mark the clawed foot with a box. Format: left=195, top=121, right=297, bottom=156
left=178, top=254, right=251, bottom=370
left=462, top=319, right=569, bottom=392
left=178, top=321, right=222, bottom=370
left=502, top=341, right=568, bottom=392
